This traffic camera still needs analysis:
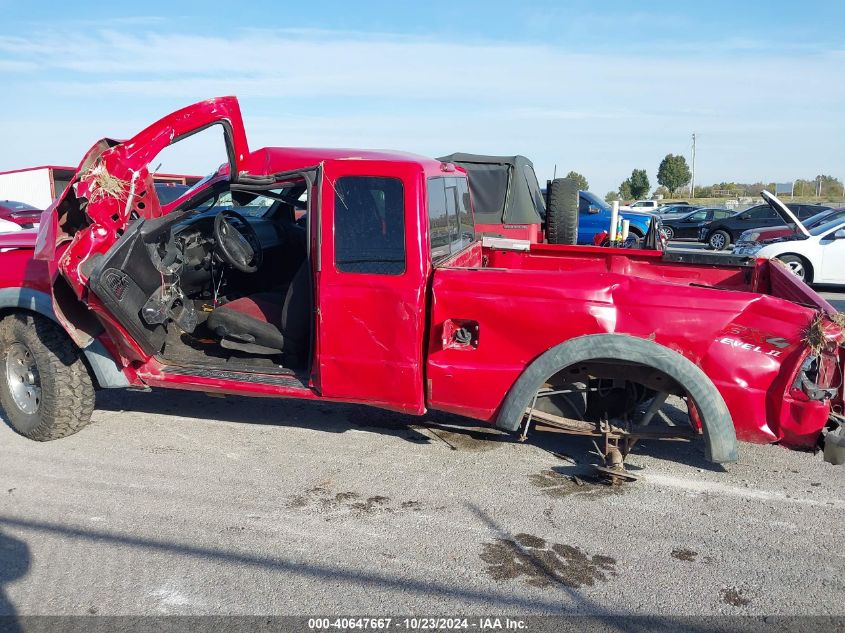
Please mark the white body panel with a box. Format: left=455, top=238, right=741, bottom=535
left=757, top=222, right=845, bottom=285
left=0, top=169, right=53, bottom=209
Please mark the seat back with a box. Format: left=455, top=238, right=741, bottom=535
left=280, top=259, right=310, bottom=348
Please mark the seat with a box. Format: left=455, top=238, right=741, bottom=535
left=206, top=260, right=310, bottom=355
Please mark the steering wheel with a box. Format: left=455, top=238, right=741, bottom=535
left=213, top=210, right=263, bottom=273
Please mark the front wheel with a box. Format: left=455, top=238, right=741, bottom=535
left=708, top=230, right=730, bottom=251
left=777, top=255, right=813, bottom=283
left=0, top=313, right=95, bottom=441
left=662, top=226, right=675, bottom=241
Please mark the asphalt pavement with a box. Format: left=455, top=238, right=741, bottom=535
left=0, top=389, right=843, bottom=618
left=0, top=244, right=843, bottom=620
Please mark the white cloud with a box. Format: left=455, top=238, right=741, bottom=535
left=0, top=59, right=36, bottom=72
left=1, top=26, right=843, bottom=193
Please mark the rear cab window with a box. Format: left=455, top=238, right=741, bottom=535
left=427, top=176, right=475, bottom=264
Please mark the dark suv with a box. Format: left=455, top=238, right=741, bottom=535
left=699, top=202, right=832, bottom=250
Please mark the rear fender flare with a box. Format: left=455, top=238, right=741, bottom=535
left=495, top=333, right=738, bottom=464
left=0, top=287, right=129, bottom=389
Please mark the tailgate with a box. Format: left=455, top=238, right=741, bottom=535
left=765, top=259, right=839, bottom=314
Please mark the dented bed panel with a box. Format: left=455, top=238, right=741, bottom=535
left=426, top=257, right=835, bottom=447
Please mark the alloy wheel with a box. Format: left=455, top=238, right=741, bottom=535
left=5, top=342, right=41, bottom=414
left=709, top=233, right=726, bottom=250
left=785, top=259, right=805, bottom=280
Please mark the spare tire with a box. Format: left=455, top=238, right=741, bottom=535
left=546, top=178, right=579, bottom=245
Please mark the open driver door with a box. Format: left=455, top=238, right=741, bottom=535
left=33, top=97, right=250, bottom=360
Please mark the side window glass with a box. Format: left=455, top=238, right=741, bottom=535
left=749, top=207, right=774, bottom=219
left=444, top=178, right=460, bottom=245
left=578, top=195, right=589, bottom=214
left=427, top=177, right=451, bottom=261
left=455, top=177, right=475, bottom=245
left=334, top=176, right=405, bottom=275
left=428, top=177, right=476, bottom=263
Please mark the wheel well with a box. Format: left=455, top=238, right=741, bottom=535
left=776, top=252, right=812, bottom=273
left=495, top=334, right=738, bottom=464
left=0, top=307, right=101, bottom=390
left=0, top=289, right=129, bottom=390
left=549, top=359, right=683, bottom=396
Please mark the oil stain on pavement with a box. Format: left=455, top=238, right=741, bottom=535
left=671, top=548, right=698, bottom=562
left=720, top=586, right=751, bottom=606
left=421, top=427, right=502, bottom=452
left=480, top=533, right=617, bottom=588
left=529, top=469, right=629, bottom=499
left=288, top=484, right=423, bottom=517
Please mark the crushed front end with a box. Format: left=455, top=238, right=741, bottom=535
left=785, top=313, right=845, bottom=462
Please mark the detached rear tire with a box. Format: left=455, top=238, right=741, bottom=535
left=546, top=178, right=579, bottom=245
left=0, top=313, right=95, bottom=441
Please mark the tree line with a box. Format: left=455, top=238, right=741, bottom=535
left=561, top=158, right=843, bottom=203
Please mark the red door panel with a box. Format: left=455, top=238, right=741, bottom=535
left=316, top=161, right=428, bottom=413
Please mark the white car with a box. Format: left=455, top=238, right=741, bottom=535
left=0, top=218, right=23, bottom=233
left=737, top=191, right=845, bottom=285
left=620, top=199, right=659, bottom=212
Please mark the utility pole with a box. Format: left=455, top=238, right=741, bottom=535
left=690, top=132, right=697, bottom=198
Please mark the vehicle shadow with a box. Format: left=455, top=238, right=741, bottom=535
left=0, top=528, right=29, bottom=632
left=93, top=389, right=722, bottom=471
left=93, top=388, right=522, bottom=448
left=0, top=514, right=569, bottom=614
left=524, top=430, right=722, bottom=472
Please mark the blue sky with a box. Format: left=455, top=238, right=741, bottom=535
left=1, top=0, right=843, bottom=195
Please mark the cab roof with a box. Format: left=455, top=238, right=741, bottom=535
left=243, top=147, right=445, bottom=176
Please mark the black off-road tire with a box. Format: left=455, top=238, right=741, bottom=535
left=0, top=313, right=95, bottom=441
left=546, top=178, right=579, bottom=245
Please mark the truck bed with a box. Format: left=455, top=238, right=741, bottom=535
left=476, top=241, right=836, bottom=314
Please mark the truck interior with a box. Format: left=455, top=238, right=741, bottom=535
left=87, top=171, right=316, bottom=374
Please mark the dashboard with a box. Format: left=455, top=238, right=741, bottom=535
left=166, top=208, right=292, bottom=293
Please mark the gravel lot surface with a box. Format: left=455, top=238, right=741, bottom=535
left=1, top=389, right=843, bottom=617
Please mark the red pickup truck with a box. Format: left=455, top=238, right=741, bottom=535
left=0, top=97, right=842, bottom=471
